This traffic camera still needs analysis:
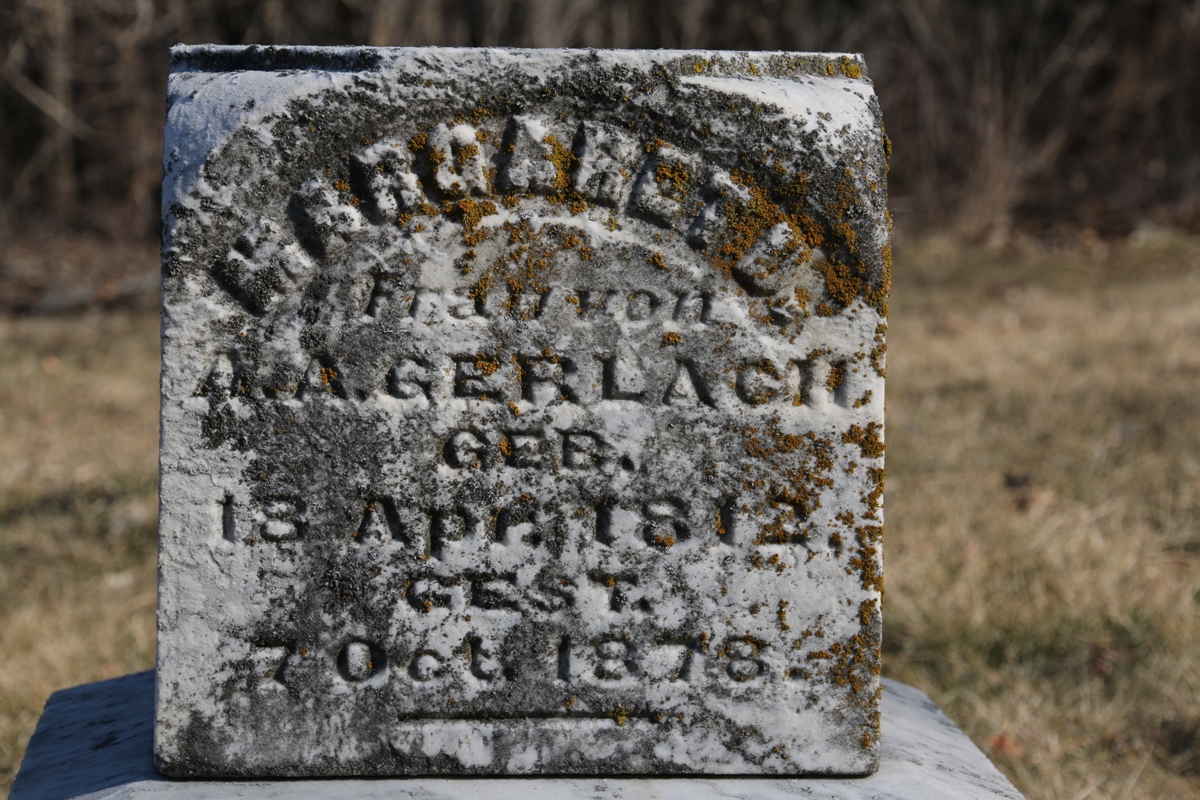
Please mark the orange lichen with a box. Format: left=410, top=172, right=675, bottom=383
left=454, top=197, right=497, bottom=246
left=542, top=133, right=577, bottom=192
left=842, top=422, right=885, bottom=459
left=827, top=363, right=845, bottom=392
left=654, top=161, right=691, bottom=199
left=815, top=257, right=864, bottom=309
left=862, top=468, right=884, bottom=521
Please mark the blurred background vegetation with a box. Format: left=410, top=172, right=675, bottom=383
left=1, top=0, right=1199, bottom=252
left=1, top=2, right=1199, bottom=799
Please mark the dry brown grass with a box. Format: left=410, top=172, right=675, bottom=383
left=0, top=310, right=159, bottom=795
left=886, top=232, right=1200, bottom=798
left=2, top=236, right=1199, bottom=797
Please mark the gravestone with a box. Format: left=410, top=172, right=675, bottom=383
left=157, top=45, right=890, bottom=778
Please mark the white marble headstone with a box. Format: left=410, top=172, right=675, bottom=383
left=156, top=45, right=890, bottom=778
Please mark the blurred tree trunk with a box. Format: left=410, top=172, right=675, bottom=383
left=115, top=0, right=157, bottom=236
left=46, top=0, right=73, bottom=231
left=368, top=0, right=406, bottom=46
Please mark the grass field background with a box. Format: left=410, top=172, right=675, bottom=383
left=1, top=238, right=1198, bottom=798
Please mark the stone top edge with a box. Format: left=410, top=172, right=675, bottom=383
left=168, top=44, right=870, bottom=81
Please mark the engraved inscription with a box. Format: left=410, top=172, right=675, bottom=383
left=245, top=630, right=843, bottom=693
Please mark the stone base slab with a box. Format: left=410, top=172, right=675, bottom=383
left=11, top=671, right=1023, bottom=799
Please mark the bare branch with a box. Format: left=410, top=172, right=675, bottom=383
left=0, top=58, right=94, bottom=141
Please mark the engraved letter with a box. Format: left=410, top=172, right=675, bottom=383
left=364, top=271, right=400, bottom=318
left=470, top=574, right=521, bottom=610
left=589, top=573, right=650, bottom=613
left=408, top=650, right=445, bottom=682
left=662, top=359, right=715, bottom=408
left=624, top=291, right=663, bottom=322
left=629, top=145, right=702, bottom=230
left=197, top=350, right=244, bottom=402
left=453, top=355, right=499, bottom=400
left=430, top=508, right=477, bottom=559
left=388, top=357, right=434, bottom=400
left=443, top=429, right=491, bottom=470
left=672, top=291, right=712, bottom=324
left=593, top=500, right=615, bottom=545
left=257, top=498, right=304, bottom=541
left=502, top=430, right=547, bottom=469
left=248, top=641, right=295, bottom=687
left=598, top=355, right=647, bottom=402
left=494, top=499, right=540, bottom=546
left=595, top=639, right=636, bottom=680
left=213, top=217, right=314, bottom=314
left=356, top=497, right=403, bottom=545
left=338, top=641, right=384, bottom=682
left=686, top=169, right=748, bottom=250
left=349, top=143, right=423, bottom=222
left=498, top=116, right=564, bottom=194
left=221, top=494, right=237, bottom=543
left=724, top=638, right=767, bottom=682
left=642, top=498, right=690, bottom=550
left=468, top=635, right=504, bottom=681
left=571, top=121, right=639, bottom=206
left=407, top=575, right=459, bottom=612
left=519, top=355, right=577, bottom=406
left=562, top=431, right=603, bottom=469
left=735, top=360, right=781, bottom=406
left=424, top=123, right=488, bottom=196
left=295, top=356, right=347, bottom=401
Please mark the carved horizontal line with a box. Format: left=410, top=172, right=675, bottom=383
left=170, top=45, right=382, bottom=74
left=391, top=711, right=662, bottom=722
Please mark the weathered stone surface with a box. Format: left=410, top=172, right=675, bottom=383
left=15, top=673, right=1025, bottom=799
left=157, top=46, right=890, bottom=777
